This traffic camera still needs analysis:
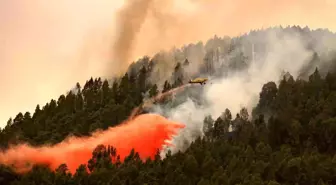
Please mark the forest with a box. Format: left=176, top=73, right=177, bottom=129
left=0, top=26, right=336, bottom=185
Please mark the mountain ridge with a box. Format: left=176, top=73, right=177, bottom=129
left=0, top=26, right=336, bottom=184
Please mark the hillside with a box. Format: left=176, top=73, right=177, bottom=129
left=0, top=26, right=336, bottom=184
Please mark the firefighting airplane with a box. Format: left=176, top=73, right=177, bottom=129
left=188, top=77, right=209, bottom=85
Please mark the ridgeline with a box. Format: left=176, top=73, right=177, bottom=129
left=1, top=26, right=336, bottom=185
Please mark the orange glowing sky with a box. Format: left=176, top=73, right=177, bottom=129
left=0, top=0, right=336, bottom=127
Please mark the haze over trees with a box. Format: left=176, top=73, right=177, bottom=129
left=1, top=26, right=336, bottom=184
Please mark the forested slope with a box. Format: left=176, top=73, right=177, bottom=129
left=0, top=26, right=336, bottom=185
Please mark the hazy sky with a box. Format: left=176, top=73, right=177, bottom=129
left=0, top=0, right=336, bottom=128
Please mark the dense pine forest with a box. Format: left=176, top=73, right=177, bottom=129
left=1, top=26, right=336, bottom=185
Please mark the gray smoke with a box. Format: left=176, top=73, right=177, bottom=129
left=153, top=27, right=336, bottom=157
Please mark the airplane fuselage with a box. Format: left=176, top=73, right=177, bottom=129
left=189, top=78, right=208, bottom=85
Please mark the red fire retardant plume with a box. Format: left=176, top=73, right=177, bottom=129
left=0, top=113, right=185, bottom=174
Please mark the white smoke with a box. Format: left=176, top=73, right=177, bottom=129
left=157, top=28, right=319, bottom=157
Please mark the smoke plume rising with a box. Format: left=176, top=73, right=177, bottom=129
left=0, top=113, right=184, bottom=173
left=1, top=0, right=336, bottom=127
left=111, top=0, right=154, bottom=75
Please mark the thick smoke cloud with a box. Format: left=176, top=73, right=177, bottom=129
left=1, top=0, right=336, bottom=128
left=157, top=28, right=335, bottom=156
